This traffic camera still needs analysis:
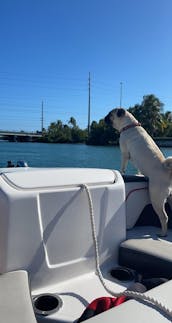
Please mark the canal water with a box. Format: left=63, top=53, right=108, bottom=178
left=1, top=141, right=172, bottom=174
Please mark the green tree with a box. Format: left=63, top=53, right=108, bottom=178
left=45, top=117, right=87, bottom=143
left=68, top=117, right=77, bottom=128
left=160, top=111, right=172, bottom=137
left=47, top=120, right=63, bottom=142
left=87, top=119, right=118, bottom=145
left=129, top=94, right=164, bottom=136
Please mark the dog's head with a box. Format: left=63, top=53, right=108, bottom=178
left=104, top=108, right=126, bottom=131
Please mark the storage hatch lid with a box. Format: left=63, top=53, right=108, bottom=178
left=0, top=168, right=116, bottom=189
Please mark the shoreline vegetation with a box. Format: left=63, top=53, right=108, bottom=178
left=39, top=95, right=172, bottom=146
left=3, top=95, right=172, bottom=146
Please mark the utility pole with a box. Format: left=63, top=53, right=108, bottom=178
left=119, top=82, right=123, bottom=108
left=41, top=101, right=44, bottom=133
left=87, top=72, right=91, bottom=135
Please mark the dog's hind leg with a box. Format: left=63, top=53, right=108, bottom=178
left=149, top=185, right=168, bottom=237
left=167, top=194, right=172, bottom=211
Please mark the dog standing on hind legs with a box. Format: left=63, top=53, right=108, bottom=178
left=105, top=107, right=172, bottom=237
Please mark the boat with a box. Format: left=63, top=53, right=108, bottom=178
left=0, top=166, right=172, bottom=322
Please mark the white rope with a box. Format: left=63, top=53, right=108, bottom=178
left=81, top=183, right=172, bottom=319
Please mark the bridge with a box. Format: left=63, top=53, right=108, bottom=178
left=0, top=131, right=42, bottom=142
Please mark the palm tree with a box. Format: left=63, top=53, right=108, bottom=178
left=129, top=94, right=164, bottom=136
left=68, top=117, right=77, bottom=128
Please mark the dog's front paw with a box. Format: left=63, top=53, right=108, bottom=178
left=157, top=230, right=167, bottom=238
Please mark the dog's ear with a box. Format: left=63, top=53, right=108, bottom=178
left=116, top=108, right=125, bottom=118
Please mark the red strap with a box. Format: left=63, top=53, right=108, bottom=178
left=120, top=123, right=141, bottom=134
left=85, top=296, right=126, bottom=313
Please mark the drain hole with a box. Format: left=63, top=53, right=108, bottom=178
left=110, top=267, right=135, bottom=281
left=33, top=294, right=62, bottom=316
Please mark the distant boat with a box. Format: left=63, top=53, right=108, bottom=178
left=6, top=160, right=28, bottom=168
left=16, top=160, right=28, bottom=167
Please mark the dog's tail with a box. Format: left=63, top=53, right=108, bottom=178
left=163, top=157, right=172, bottom=170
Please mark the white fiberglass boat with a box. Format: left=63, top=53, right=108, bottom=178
left=0, top=167, right=172, bottom=322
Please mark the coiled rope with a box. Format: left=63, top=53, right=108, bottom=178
left=81, top=183, right=172, bottom=319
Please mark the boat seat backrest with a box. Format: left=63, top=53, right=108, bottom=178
left=0, top=270, right=37, bottom=323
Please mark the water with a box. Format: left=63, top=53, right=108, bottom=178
left=1, top=141, right=172, bottom=174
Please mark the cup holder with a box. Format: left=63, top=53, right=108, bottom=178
left=110, top=266, right=136, bottom=282
left=33, top=293, right=62, bottom=316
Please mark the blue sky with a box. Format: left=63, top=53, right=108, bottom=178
left=0, top=0, right=172, bottom=131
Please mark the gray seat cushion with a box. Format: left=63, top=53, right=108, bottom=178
left=119, top=227, right=172, bottom=278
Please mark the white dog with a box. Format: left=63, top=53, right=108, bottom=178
left=105, top=107, right=172, bottom=236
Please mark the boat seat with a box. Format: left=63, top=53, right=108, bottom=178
left=82, top=279, right=172, bottom=322
left=0, top=270, right=37, bottom=323
left=119, top=226, right=172, bottom=278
